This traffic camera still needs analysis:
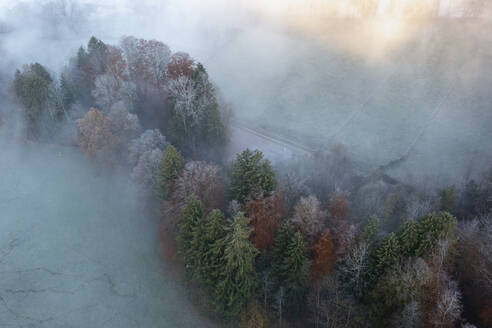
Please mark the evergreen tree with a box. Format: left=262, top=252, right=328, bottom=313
left=216, top=213, right=259, bottom=318
left=13, top=63, right=53, bottom=139
left=271, top=222, right=295, bottom=288
left=60, top=72, right=75, bottom=111
left=440, top=185, right=457, bottom=213
left=374, top=232, right=400, bottom=277
left=362, top=215, right=380, bottom=246
left=398, top=219, right=419, bottom=257
left=200, top=209, right=228, bottom=290
left=177, top=196, right=204, bottom=271
left=230, top=149, right=277, bottom=203
left=414, top=212, right=457, bottom=257
left=280, top=231, right=311, bottom=318
left=154, top=145, right=185, bottom=200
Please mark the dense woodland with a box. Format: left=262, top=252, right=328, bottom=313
left=5, top=36, right=492, bottom=327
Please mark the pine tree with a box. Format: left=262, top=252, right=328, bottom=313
left=154, top=145, right=185, bottom=200
left=216, top=213, right=259, bottom=318
left=230, top=149, right=277, bottom=203
left=281, top=231, right=310, bottom=318
left=177, top=196, right=204, bottom=271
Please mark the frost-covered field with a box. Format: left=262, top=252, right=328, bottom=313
left=0, top=142, right=212, bottom=327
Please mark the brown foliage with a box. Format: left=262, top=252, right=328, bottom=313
left=104, top=45, right=127, bottom=83
left=77, top=108, right=119, bottom=165
left=167, top=52, right=195, bottom=79
left=311, top=229, right=336, bottom=280
left=242, top=193, right=283, bottom=252
left=328, top=191, right=349, bottom=222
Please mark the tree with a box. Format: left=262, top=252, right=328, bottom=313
left=177, top=195, right=204, bottom=270
left=14, top=63, right=53, bottom=139
left=230, top=149, right=276, bottom=203
left=154, top=145, right=185, bottom=201
left=328, top=191, right=350, bottom=222
left=77, top=108, right=119, bottom=164
left=311, top=229, right=336, bottom=280
left=271, top=222, right=295, bottom=288
left=338, top=242, right=371, bottom=300
left=440, top=185, right=457, bottom=214
left=201, top=209, right=228, bottom=291
left=131, top=148, right=163, bottom=190
left=291, top=195, right=326, bottom=241
left=166, top=52, right=195, bottom=79
left=308, top=275, right=364, bottom=328
left=362, top=215, right=380, bottom=246
left=107, top=102, right=141, bottom=152
left=374, top=232, right=401, bottom=277
left=242, top=192, right=283, bottom=252
left=216, top=212, right=259, bottom=318
left=280, top=231, right=311, bottom=318
left=128, top=129, right=168, bottom=166
left=121, top=36, right=171, bottom=89
left=414, top=212, right=457, bottom=258
left=398, top=219, right=419, bottom=257
left=120, top=36, right=171, bottom=127
left=239, top=301, right=271, bottom=328
left=167, top=63, right=225, bottom=156
left=170, top=161, right=225, bottom=213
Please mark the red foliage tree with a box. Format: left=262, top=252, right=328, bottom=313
left=242, top=192, right=283, bottom=252
left=167, top=52, right=195, bottom=79
left=328, top=191, right=358, bottom=257
left=328, top=191, right=349, bottom=222
left=311, top=229, right=336, bottom=280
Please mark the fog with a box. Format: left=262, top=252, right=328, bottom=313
left=0, top=141, right=215, bottom=327
left=2, top=0, right=491, bottom=183
left=1, top=0, right=492, bottom=326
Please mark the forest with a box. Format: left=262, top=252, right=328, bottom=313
left=1, top=30, right=490, bottom=328
left=1, top=0, right=492, bottom=327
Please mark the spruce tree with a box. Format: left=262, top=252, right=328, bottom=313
left=280, top=231, right=310, bottom=318
left=374, top=232, right=400, bottom=277
left=230, top=149, right=276, bottom=203
left=414, top=212, right=457, bottom=257
left=362, top=215, right=380, bottom=246
left=271, top=222, right=295, bottom=288
left=154, top=145, right=185, bottom=200
left=200, top=209, right=227, bottom=290
left=440, top=185, right=457, bottom=213
left=177, top=196, right=204, bottom=271
left=398, top=219, right=419, bottom=257
left=216, top=212, right=259, bottom=318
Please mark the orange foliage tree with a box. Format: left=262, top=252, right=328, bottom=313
left=242, top=192, right=283, bottom=252
left=311, top=229, right=336, bottom=280
left=77, top=108, right=119, bottom=165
